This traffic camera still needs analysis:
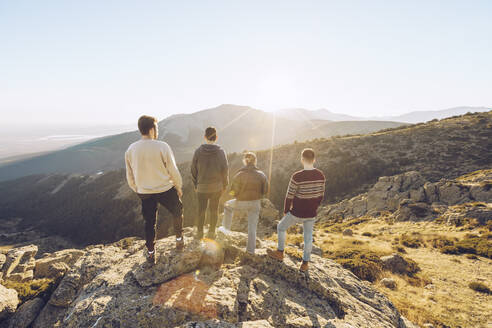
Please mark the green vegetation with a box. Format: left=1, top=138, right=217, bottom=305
left=468, top=282, right=491, bottom=294
left=324, top=248, right=387, bottom=282
left=440, top=233, right=492, bottom=258
left=3, top=278, right=57, bottom=302
left=400, top=234, right=423, bottom=248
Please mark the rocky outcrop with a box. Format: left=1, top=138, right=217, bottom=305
left=0, top=245, right=37, bottom=282
left=380, top=254, right=420, bottom=276
left=24, top=228, right=413, bottom=328
left=34, top=249, right=85, bottom=280
left=5, top=298, right=45, bottom=328
left=0, top=284, right=19, bottom=321
left=322, top=169, right=492, bottom=223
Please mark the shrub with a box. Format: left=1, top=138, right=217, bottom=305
left=362, top=232, right=374, bottom=237
left=468, top=282, right=491, bottom=294
left=393, top=245, right=407, bottom=253
left=3, top=278, right=57, bottom=303
left=326, top=248, right=386, bottom=282
left=400, top=234, right=422, bottom=248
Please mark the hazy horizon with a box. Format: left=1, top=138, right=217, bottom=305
left=2, top=1, right=492, bottom=124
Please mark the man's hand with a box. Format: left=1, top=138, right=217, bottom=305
left=177, top=188, right=183, bottom=199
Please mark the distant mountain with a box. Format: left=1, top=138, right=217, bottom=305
left=0, top=104, right=406, bottom=182
left=378, top=106, right=491, bottom=123
left=276, top=108, right=362, bottom=121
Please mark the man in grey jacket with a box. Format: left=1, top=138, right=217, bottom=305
left=191, top=127, right=229, bottom=239
left=219, top=152, right=268, bottom=254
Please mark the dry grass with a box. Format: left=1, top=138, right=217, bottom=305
left=314, top=218, right=492, bottom=328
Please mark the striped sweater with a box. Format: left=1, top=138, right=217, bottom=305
left=284, top=168, right=325, bottom=218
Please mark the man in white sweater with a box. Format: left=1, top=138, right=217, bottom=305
left=125, top=115, right=184, bottom=265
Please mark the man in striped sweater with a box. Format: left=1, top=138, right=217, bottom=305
left=268, top=148, right=325, bottom=272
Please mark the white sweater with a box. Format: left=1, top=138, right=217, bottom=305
left=125, top=139, right=183, bottom=194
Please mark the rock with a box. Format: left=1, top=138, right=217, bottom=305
left=401, top=316, right=420, bottom=328
left=180, top=320, right=274, bottom=327
left=0, top=254, right=6, bottom=268
left=423, top=182, right=439, bottom=203
left=7, top=270, right=34, bottom=282
left=438, top=182, right=470, bottom=205
left=342, top=229, right=353, bottom=236
left=34, top=249, right=85, bottom=279
left=423, top=324, right=435, bottom=328
left=0, top=284, right=19, bottom=321
left=300, top=242, right=323, bottom=256
left=393, top=200, right=432, bottom=222
left=48, top=271, right=82, bottom=307
left=380, top=253, right=419, bottom=275
left=1, top=245, right=38, bottom=281
left=380, top=278, right=397, bottom=290
left=31, top=232, right=408, bottom=328
left=7, top=297, right=45, bottom=328
left=132, top=237, right=203, bottom=287
left=470, top=183, right=492, bottom=202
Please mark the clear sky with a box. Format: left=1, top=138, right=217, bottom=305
left=1, top=1, right=491, bottom=124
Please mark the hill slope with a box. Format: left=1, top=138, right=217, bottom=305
left=0, top=104, right=406, bottom=182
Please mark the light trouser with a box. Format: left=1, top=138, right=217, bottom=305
left=277, top=212, right=315, bottom=261
left=222, top=199, right=261, bottom=254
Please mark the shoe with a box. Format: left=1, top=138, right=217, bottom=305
left=300, top=260, right=309, bottom=272
left=267, top=249, right=284, bottom=261
left=176, top=236, right=184, bottom=251
left=146, top=250, right=156, bottom=265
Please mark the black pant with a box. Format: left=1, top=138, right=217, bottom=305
left=138, top=187, right=183, bottom=252
left=196, top=191, right=222, bottom=235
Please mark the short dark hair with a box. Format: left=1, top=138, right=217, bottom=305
left=301, top=148, right=315, bottom=162
left=138, top=115, right=157, bottom=135
left=243, top=152, right=257, bottom=165
left=205, top=127, right=217, bottom=141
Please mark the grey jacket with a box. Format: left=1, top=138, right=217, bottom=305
left=191, top=144, right=229, bottom=193
left=231, top=164, right=268, bottom=201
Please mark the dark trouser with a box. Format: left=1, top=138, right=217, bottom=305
left=196, top=191, right=222, bottom=236
left=138, top=187, right=183, bottom=252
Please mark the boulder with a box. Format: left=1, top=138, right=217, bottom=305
left=32, top=231, right=409, bottom=328
left=393, top=200, right=432, bottom=222
left=438, top=182, right=470, bottom=205
left=380, top=278, right=397, bottom=290
left=0, top=254, right=6, bottom=268
left=469, top=183, right=492, bottom=202
left=132, top=238, right=203, bottom=287
left=1, top=245, right=38, bottom=281
left=342, top=229, right=353, bottom=236
left=380, top=253, right=419, bottom=275
left=34, top=249, right=85, bottom=279
left=0, top=284, right=19, bottom=321
left=7, top=297, right=45, bottom=328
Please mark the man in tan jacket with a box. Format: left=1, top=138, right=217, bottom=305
left=125, top=115, right=184, bottom=265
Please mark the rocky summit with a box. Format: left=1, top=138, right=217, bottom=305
left=321, top=169, right=492, bottom=223
left=1, top=225, right=416, bottom=328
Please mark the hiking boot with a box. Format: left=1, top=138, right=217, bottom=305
left=300, top=260, right=309, bottom=272
left=176, top=236, right=184, bottom=251
left=146, top=250, right=156, bottom=266
left=267, top=249, right=284, bottom=261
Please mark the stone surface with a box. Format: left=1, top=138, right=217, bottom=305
left=380, top=253, right=417, bottom=275
left=342, top=229, right=353, bottom=236
left=34, top=249, right=85, bottom=279
left=322, top=169, right=492, bottom=223
left=30, top=231, right=411, bottom=328
left=0, top=284, right=19, bottom=321
left=6, top=297, right=45, bottom=328
left=1, top=245, right=37, bottom=282
left=380, top=278, right=397, bottom=290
